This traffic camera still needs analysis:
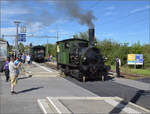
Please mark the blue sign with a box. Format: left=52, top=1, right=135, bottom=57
left=18, top=34, right=26, bottom=42
left=135, top=54, right=143, bottom=65
left=128, top=54, right=143, bottom=65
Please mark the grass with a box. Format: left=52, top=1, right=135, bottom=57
left=111, top=65, right=150, bottom=77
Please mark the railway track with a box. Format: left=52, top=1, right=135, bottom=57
left=44, top=62, right=147, bottom=80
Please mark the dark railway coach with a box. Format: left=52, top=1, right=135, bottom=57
left=56, top=29, right=110, bottom=81
left=31, top=45, right=45, bottom=62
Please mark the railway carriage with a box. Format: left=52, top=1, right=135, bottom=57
left=0, top=39, right=9, bottom=72
left=31, top=45, right=45, bottom=62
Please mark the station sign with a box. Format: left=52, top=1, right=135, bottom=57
left=128, top=54, right=143, bottom=65
left=20, top=26, right=26, bottom=33
left=18, top=34, right=26, bottom=42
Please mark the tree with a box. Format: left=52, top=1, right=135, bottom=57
left=19, top=43, right=25, bottom=53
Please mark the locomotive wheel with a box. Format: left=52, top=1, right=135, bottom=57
left=64, top=66, right=70, bottom=76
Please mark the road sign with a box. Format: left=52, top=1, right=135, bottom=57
left=128, top=54, right=143, bottom=65
left=18, top=34, right=26, bottom=42
left=20, top=26, right=26, bottom=33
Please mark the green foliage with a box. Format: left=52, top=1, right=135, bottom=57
left=111, top=65, right=150, bottom=77
left=19, top=43, right=25, bottom=53
left=8, top=45, right=13, bottom=53
left=97, top=39, right=150, bottom=68
left=44, top=44, right=56, bottom=57
left=142, top=44, right=150, bottom=68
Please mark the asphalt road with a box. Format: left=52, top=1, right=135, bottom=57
left=1, top=62, right=149, bottom=114
left=65, top=76, right=150, bottom=110
left=42, top=62, right=150, bottom=110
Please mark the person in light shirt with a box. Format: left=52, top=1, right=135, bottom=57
left=9, top=57, right=21, bottom=94
left=26, top=54, right=31, bottom=64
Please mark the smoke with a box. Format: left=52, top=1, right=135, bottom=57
left=54, top=0, right=96, bottom=28
left=4, top=0, right=96, bottom=29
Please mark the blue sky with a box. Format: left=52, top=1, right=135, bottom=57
left=1, top=0, right=150, bottom=46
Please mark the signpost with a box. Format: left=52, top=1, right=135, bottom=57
left=18, top=34, right=26, bottom=42
left=127, top=54, right=143, bottom=68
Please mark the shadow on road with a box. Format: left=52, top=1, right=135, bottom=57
left=17, top=86, right=44, bottom=94
left=18, top=75, right=32, bottom=80
left=109, top=90, right=150, bottom=114
left=130, top=90, right=150, bottom=103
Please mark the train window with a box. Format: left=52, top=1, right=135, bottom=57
left=79, top=42, right=88, bottom=47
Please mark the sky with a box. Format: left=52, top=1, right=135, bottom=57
left=0, top=0, right=150, bottom=46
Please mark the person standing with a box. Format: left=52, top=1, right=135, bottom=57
left=14, top=57, right=20, bottom=77
left=116, top=56, right=121, bottom=77
left=3, top=57, right=10, bottom=82
left=29, top=54, right=32, bottom=64
left=26, top=54, right=31, bottom=64
left=9, top=57, right=21, bottom=94
left=50, top=54, right=53, bottom=63
left=21, top=53, right=26, bottom=64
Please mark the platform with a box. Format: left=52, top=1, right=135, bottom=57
left=38, top=96, right=150, bottom=114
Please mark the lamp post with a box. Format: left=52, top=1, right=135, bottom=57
left=14, top=21, right=21, bottom=57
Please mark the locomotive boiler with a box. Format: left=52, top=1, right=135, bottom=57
left=56, top=29, right=110, bottom=81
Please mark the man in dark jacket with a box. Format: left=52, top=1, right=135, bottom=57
left=116, top=56, right=121, bottom=77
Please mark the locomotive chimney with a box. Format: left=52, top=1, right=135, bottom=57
left=89, top=28, right=95, bottom=46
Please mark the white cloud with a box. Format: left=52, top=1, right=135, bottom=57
left=49, top=29, right=57, bottom=33
left=27, top=22, right=43, bottom=33
left=105, top=11, right=117, bottom=16
left=100, top=32, right=114, bottom=37
left=105, top=6, right=116, bottom=16
left=130, top=5, right=150, bottom=14
left=105, top=6, right=115, bottom=10
left=1, top=27, right=16, bottom=35
left=1, top=8, right=29, bottom=15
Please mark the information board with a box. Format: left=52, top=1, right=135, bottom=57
left=128, top=54, right=143, bottom=65
left=18, top=34, right=26, bottom=42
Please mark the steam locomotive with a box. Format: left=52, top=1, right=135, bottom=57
left=31, top=45, right=45, bottom=62
left=56, top=29, right=110, bottom=81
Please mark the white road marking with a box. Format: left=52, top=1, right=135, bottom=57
left=47, top=96, right=120, bottom=100
left=37, top=99, right=48, bottom=114
left=47, top=97, right=62, bottom=114
left=33, top=62, right=52, bottom=72
left=105, top=99, right=140, bottom=113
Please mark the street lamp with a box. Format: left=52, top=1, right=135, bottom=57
left=14, top=21, right=21, bottom=57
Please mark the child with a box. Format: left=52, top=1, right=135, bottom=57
left=14, top=57, right=20, bottom=77
left=3, top=57, right=10, bottom=82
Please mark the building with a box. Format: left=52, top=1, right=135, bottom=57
left=0, top=38, right=9, bottom=71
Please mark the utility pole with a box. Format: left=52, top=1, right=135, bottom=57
left=14, top=21, right=21, bottom=57
left=47, top=38, right=48, bottom=57
left=57, top=32, right=59, bottom=41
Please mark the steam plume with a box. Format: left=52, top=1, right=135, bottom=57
left=55, top=0, right=96, bottom=28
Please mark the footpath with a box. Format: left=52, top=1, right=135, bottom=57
left=0, top=62, right=149, bottom=114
